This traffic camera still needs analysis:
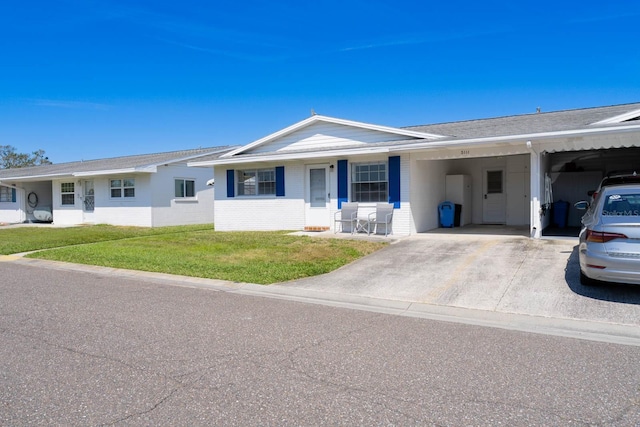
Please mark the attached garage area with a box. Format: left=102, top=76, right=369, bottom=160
left=544, top=147, right=640, bottom=232
left=410, top=153, right=531, bottom=233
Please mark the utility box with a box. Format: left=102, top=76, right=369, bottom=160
left=446, top=175, right=472, bottom=226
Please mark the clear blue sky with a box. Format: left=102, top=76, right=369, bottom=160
left=1, top=0, right=639, bottom=164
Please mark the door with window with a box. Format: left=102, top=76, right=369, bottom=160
left=83, top=180, right=95, bottom=223
left=483, top=169, right=506, bottom=223
left=305, top=165, right=331, bottom=229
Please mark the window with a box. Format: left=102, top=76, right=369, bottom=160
left=487, top=170, right=503, bottom=194
left=351, top=161, right=388, bottom=203
left=175, top=179, right=195, bottom=198
left=61, top=182, right=75, bottom=205
left=110, top=178, right=135, bottom=198
left=603, top=194, right=640, bottom=216
left=237, top=168, right=275, bottom=196
left=0, top=187, right=13, bottom=202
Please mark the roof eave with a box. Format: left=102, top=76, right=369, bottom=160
left=389, top=123, right=640, bottom=152
left=193, top=146, right=392, bottom=166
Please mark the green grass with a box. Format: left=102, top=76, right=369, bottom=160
left=1, top=225, right=387, bottom=284
left=0, top=224, right=214, bottom=255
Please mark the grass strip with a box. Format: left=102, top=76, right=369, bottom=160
left=0, top=224, right=213, bottom=255
left=25, top=230, right=387, bottom=284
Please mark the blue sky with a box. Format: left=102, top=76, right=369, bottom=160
left=1, top=0, right=639, bottom=164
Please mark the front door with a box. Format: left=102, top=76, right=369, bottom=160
left=83, top=180, right=95, bottom=223
left=483, top=169, right=506, bottom=224
left=305, top=165, right=331, bottom=230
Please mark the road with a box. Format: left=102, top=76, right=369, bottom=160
left=1, top=261, right=640, bottom=426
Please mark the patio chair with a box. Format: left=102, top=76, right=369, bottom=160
left=367, top=203, right=394, bottom=236
left=334, top=202, right=358, bottom=234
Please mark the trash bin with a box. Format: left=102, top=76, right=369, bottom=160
left=553, top=200, right=570, bottom=228
left=439, top=201, right=455, bottom=228
left=454, top=204, right=462, bottom=227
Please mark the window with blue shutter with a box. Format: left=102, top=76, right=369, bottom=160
left=388, top=156, right=400, bottom=208
left=12, top=188, right=16, bottom=203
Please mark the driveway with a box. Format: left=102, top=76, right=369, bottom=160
left=279, top=233, right=640, bottom=327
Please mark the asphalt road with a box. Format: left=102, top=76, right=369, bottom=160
left=1, top=262, right=640, bottom=426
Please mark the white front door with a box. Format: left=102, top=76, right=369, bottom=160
left=483, top=169, right=506, bottom=224
left=83, top=180, right=95, bottom=223
left=305, top=165, right=331, bottom=230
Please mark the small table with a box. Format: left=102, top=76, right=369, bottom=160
left=355, top=217, right=370, bottom=234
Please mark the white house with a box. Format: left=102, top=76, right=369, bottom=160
left=0, top=146, right=236, bottom=227
left=189, top=102, right=640, bottom=238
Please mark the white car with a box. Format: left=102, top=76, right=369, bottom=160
left=575, top=184, right=640, bottom=286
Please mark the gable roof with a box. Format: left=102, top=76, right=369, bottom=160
left=0, top=146, right=237, bottom=182
left=221, top=114, right=446, bottom=158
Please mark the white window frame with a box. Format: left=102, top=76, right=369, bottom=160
left=61, top=182, right=75, bottom=206
left=110, top=178, right=136, bottom=199
left=0, top=186, right=13, bottom=203
left=175, top=178, right=196, bottom=199
left=237, top=168, right=276, bottom=196
left=351, top=161, right=388, bottom=203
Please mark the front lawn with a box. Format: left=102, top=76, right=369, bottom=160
left=7, top=226, right=386, bottom=284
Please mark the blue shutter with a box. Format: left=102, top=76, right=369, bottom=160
left=388, top=156, right=400, bottom=208
left=337, top=160, right=348, bottom=209
left=11, top=188, right=16, bottom=203
left=226, top=170, right=235, bottom=198
left=275, top=166, right=285, bottom=197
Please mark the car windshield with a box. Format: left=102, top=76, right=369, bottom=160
left=602, top=193, right=640, bottom=216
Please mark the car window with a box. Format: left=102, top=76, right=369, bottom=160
left=602, top=194, right=640, bottom=216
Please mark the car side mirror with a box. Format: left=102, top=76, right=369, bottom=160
left=587, top=190, right=595, bottom=197
left=574, top=200, right=589, bottom=210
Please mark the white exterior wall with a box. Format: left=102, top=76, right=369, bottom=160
left=214, top=163, right=306, bottom=231
left=150, top=164, right=215, bottom=227
left=409, top=158, right=449, bottom=232
left=51, top=175, right=153, bottom=226
left=214, top=155, right=414, bottom=236
left=0, top=185, right=23, bottom=223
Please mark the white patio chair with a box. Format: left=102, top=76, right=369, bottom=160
left=367, top=203, right=394, bottom=236
left=334, top=202, right=358, bottom=234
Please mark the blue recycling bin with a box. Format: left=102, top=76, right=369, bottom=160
left=439, top=201, right=455, bottom=228
left=553, top=200, right=570, bottom=228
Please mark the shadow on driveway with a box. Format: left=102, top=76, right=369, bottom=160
left=565, top=245, right=640, bottom=305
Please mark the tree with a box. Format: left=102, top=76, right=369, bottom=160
left=0, top=145, right=52, bottom=169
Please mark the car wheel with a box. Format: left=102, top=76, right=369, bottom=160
left=580, top=270, right=599, bottom=286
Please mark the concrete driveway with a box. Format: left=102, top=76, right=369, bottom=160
left=279, top=233, right=640, bottom=328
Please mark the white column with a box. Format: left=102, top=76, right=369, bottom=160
left=529, top=146, right=542, bottom=238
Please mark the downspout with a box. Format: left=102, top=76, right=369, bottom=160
left=526, top=140, right=542, bottom=238
left=0, top=182, right=27, bottom=223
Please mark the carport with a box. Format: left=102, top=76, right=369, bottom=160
left=544, top=147, right=640, bottom=234
left=407, top=143, right=532, bottom=234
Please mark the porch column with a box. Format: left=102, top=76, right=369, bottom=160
left=528, top=143, right=542, bottom=238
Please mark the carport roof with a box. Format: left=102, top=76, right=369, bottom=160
left=404, top=102, right=640, bottom=139
left=0, top=146, right=236, bottom=181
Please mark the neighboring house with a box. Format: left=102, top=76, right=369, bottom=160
left=0, top=146, right=236, bottom=227
left=189, top=102, right=640, bottom=238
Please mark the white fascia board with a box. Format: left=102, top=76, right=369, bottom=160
left=389, top=123, right=640, bottom=152
left=73, top=166, right=157, bottom=177
left=592, top=108, right=640, bottom=125
left=0, top=172, right=75, bottom=182
left=194, top=146, right=391, bottom=166
left=221, top=115, right=444, bottom=158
